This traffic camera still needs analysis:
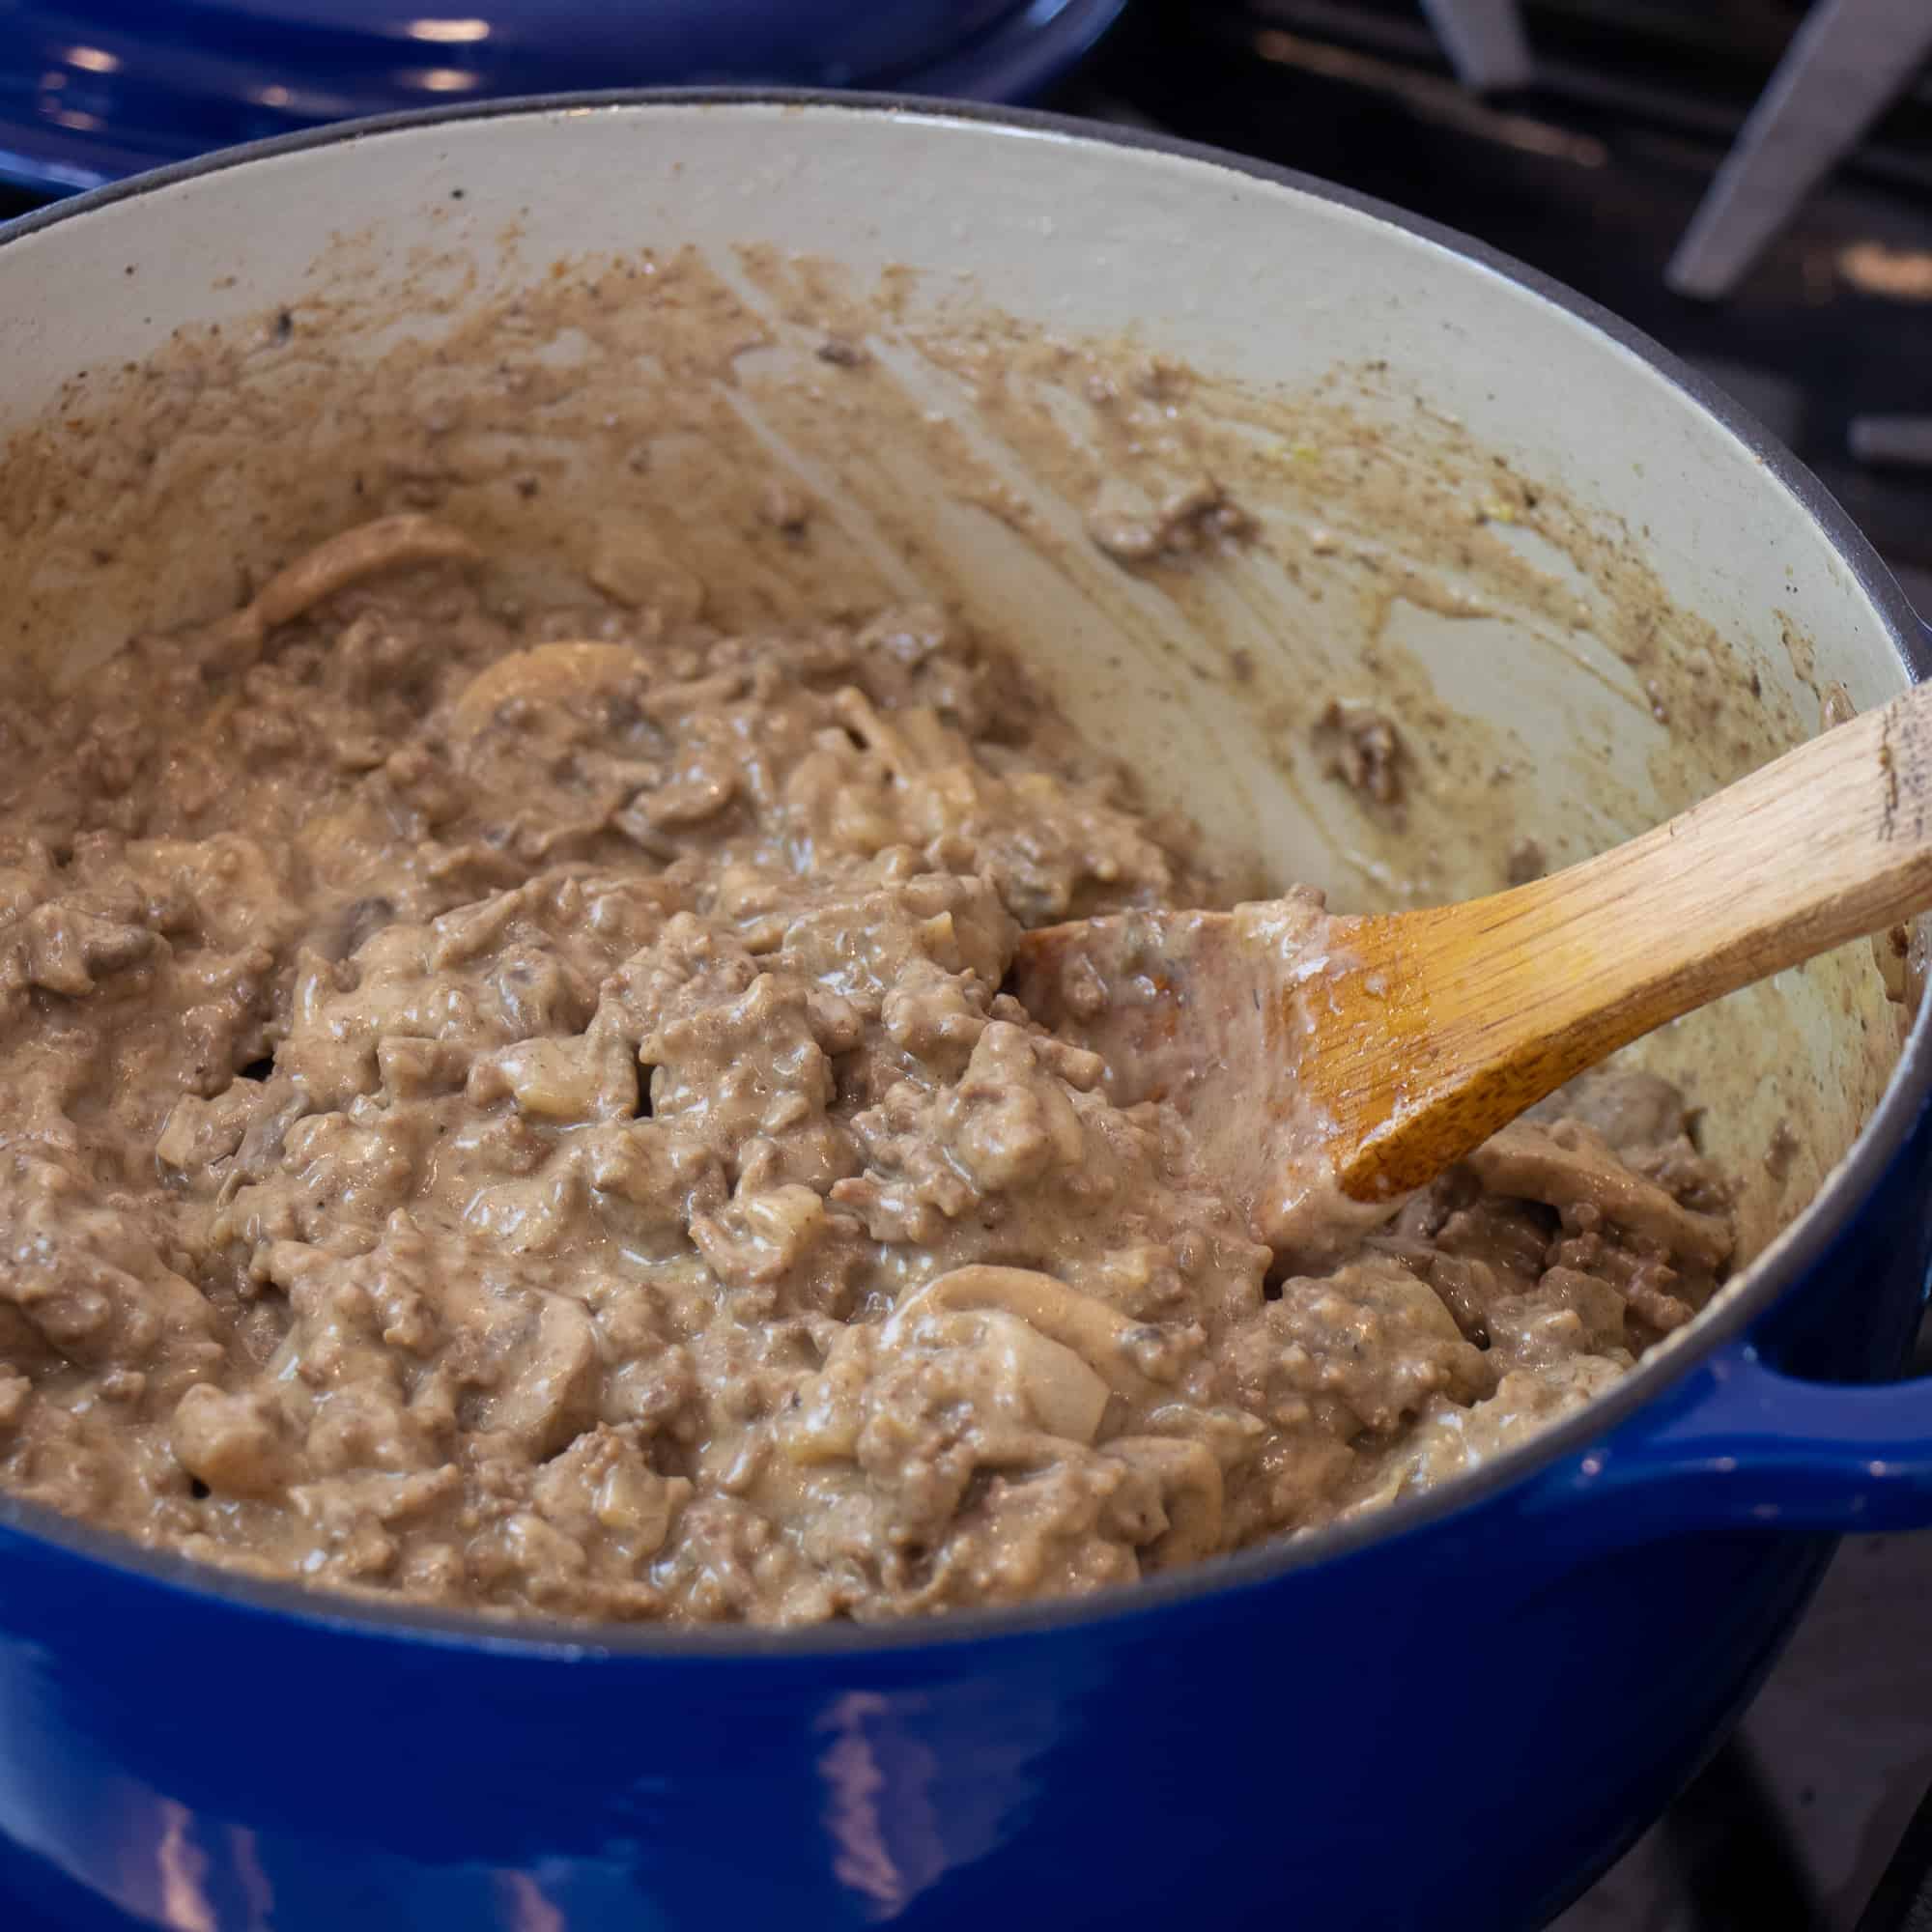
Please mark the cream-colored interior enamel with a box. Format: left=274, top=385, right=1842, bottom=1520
left=0, top=100, right=1915, bottom=1272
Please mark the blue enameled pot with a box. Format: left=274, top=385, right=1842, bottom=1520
left=0, top=95, right=1928, bottom=1932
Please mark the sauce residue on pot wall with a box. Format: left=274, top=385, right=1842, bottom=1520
left=0, top=224, right=1900, bottom=1273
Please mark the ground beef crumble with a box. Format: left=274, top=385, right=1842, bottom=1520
left=0, top=517, right=1734, bottom=1625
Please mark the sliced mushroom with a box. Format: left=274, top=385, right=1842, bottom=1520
left=1464, top=1121, right=1731, bottom=1269
left=933, top=1308, right=1112, bottom=1446
left=450, top=639, right=643, bottom=739
left=887, top=1264, right=1159, bottom=1401
left=243, top=515, right=480, bottom=636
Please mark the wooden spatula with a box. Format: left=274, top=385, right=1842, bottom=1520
left=1011, top=678, right=1932, bottom=1263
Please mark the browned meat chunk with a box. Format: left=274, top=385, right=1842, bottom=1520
left=1313, top=698, right=1406, bottom=806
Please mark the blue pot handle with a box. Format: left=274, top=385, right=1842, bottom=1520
left=1551, top=1341, right=1932, bottom=1533
left=1526, top=631, right=1932, bottom=1540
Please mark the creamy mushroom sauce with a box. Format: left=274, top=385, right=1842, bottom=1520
left=0, top=520, right=1733, bottom=1624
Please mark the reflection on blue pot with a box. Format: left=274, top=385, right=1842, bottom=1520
left=0, top=0, right=1130, bottom=192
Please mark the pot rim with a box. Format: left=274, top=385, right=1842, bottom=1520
left=3, top=86, right=1927, bottom=1662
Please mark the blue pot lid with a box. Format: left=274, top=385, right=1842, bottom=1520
left=0, top=0, right=1127, bottom=194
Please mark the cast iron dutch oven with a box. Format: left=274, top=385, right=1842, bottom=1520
left=1, top=93, right=1929, bottom=1932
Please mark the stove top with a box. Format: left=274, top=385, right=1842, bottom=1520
left=4, top=4, right=1932, bottom=1925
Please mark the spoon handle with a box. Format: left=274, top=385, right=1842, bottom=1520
left=1320, top=677, right=1932, bottom=1201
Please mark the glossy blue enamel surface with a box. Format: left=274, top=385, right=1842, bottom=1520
left=0, top=1531, right=1834, bottom=1932
left=0, top=0, right=1128, bottom=191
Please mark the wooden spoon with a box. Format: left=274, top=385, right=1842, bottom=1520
left=1010, top=679, right=1932, bottom=1263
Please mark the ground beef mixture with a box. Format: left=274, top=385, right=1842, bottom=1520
left=0, top=517, right=1734, bottom=1625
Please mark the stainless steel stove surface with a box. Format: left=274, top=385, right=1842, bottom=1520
left=4, top=7, right=1932, bottom=1924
